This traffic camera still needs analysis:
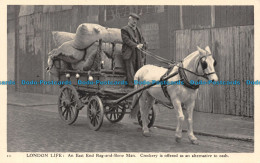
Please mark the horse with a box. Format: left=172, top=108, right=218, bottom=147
left=130, top=46, right=218, bottom=145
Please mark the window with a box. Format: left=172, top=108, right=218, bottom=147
left=137, top=6, right=165, bottom=15
left=105, top=5, right=165, bottom=21
left=105, top=6, right=130, bottom=21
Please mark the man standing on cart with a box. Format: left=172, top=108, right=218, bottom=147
left=121, top=13, right=147, bottom=88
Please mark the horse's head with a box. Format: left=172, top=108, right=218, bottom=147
left=197, top=46, right=218, bottom=81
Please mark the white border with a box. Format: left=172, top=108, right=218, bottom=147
left=1, top=0, right=259, bottom=163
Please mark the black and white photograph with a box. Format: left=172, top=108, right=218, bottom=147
left=1, top=1, right=260, bottom=162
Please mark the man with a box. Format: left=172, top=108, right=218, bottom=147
left=121, top=13, right=146, bottom=88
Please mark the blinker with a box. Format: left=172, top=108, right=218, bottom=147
left=201, top=61, right=207, bottom=70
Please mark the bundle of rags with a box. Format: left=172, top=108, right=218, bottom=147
left=47, top=23, right=123, bottom=76
left=73, top=42, right=123, bottom=71
left=73, top=23, right=122, bottom=49
left=47, top=35, right=85, bottom=77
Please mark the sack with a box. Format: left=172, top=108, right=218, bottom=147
left=56, top=40, right=85, bottom=62
left=113, top=44, right=122, bottom=55
left=71, top=60, right=85, bottom=71
left=101, top=42, right=114, bottom=58
left=71, top=42, right=99, bottom=71
left=101, top=28, right=122, bottom=43
left=101, top=42, right=122, bottom=58
left=73, top=24, right=104, bottom=49
left=52, top=31, right=75, bottom=47
left=48, top=60, right=70, bottom=77
left=73, top=23, right=123, bottom=49
left=101, top=51, right=112, bottom=70
left=72, top=42, right=118, bottom=71
left=114, top=52, right=124, bottom=69
left=101, top=43, right=123, bottom=69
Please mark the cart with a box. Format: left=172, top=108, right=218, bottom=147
left=55, top=41, right=157, bottom=131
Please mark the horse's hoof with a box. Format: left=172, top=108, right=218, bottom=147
left=142, top=131, right=151, bottom=137
left=175, top=137, right=182, bottom=143
left=190, top=139, right=199, bottom=145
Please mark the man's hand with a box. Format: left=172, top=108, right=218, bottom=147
left=136, top=44, right=144, bottom=50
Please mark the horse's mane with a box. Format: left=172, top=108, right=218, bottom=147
left=182, top=50, right=202, bottom=72
left=183, top=50, right=199, bottom=61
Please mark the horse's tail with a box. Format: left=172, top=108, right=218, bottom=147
left=130, top=71, right=142, bottom=119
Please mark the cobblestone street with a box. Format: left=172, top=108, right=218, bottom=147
left=7, top=105, right=253, bottom=152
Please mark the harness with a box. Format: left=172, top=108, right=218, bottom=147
left=178, top=63, right=200, bottom=89
left=158, top=55, right=216, bottom=101
left=139, top=48, right=217, bottom=102
left=159, top=63, right=199, bottom=101
left=160, top=65, right=175, bottom=101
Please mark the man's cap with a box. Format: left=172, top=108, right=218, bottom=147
left=129, top=13, right=140, bottom=20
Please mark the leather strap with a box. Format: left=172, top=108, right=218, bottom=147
left=160, top=65, right=176, bottom=101
left=178, top=63, right=199, bottom=90
left=159, top=62, right=199, bottom=103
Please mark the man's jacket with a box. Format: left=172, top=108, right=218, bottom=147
left=121, top=25, right=146, bottom=60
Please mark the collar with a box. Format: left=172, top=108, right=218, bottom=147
left=178, top=63, right=199, bottom=89
left=128, top=23, right=137, bottom=30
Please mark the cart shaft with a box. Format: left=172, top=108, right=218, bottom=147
left=112, top=71, right=179, bottom=104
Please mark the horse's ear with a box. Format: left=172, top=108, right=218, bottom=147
left=197, top=46, right=206, bottom=55
left=205, top=46, right=211, bottom=54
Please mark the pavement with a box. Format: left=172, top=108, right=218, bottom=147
left=7, top=91, right=254, bottom=142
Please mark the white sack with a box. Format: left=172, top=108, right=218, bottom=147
left=52, top=31, right=75, bottom=47
left=114, top=52, right=124, bottom=69
left=56, top=40, right=85, bottom=62
left=71, top=42, right=99, bottom=71
left=101, top=51, right=112, bottom=70
left=101, top=42, right=123, bottom=69
left=73, top=23, right=123, bottom=49
left=102, top=28, right=122, bottom=44
left=101, top=42, right=122, bottom=58
left=47, top=60, right=70, bottom=77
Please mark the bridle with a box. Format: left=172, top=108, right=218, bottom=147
left=195, top=54, right=217, bottom=79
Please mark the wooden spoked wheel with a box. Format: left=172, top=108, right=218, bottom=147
left=87, top=96, right=104, bottom=131
left=105, top=104, right=126, bottom=123
left=58, top=85, right=80, bottom=125
left=137, top=107, right=156, bottom=128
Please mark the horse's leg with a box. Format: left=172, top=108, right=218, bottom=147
left=171, top=99, right=185, bottom=143
left=186, top=101, right=199, bottom=145
left=145, top=94, right=155, bottom=132
left=139, top=91, right=153, bottom=137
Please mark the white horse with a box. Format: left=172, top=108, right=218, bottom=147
left=131, top=46, right=218, bottom=144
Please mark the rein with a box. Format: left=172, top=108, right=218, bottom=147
left=139, top=49, right=175, bottom=65
left=140, top=49, right=216, bottom=80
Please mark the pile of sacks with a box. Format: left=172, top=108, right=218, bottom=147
left=47, top=23, right=123, bottom=77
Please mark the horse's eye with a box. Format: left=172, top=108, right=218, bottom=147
left=214, top=60, right=217, bottom=66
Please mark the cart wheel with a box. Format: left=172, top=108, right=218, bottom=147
left=105, top=105, right=126, bottom=123
left=87, top=96, right=104, bottom=131
left=58, top=85, right=80, bottom=125
left=137, top=107, right=156, bottom=128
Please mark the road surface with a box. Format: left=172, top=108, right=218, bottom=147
left=7, top=105, right=253, bottom=152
